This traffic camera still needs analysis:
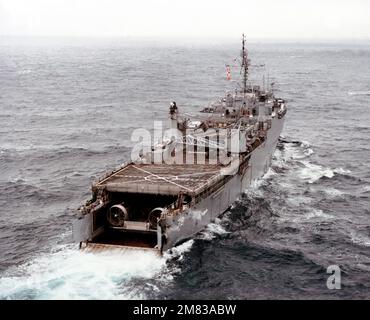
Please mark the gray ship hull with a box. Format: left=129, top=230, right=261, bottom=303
left=162, top=116, right=284, bottom=250
left=74, top=36, right=287, bottom=254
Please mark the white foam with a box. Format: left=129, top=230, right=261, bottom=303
left=279, top=143, right=297, bottom=161
left=275, top=142, right=311, bottom=163
left=263, top=167, right=277, bottom=179
left=246, top=168, right=276, bottom=195
left=279, top=209, right=335, bottom=225
left=298, top=162, right=333, bottom=183
left=300, top=140, right=311, bottom=148
left=286, top=195, right=313, bottom=206
left=207, top=220, right=229, bottom=235
left=349, top=232, right=370, bottom=247
left=333, top=167, right=351, bottom=175
left=304, top=148, right=314, bottom=157
left=298, top=161, right=350, bottom=183
left=304, top=209, right=335, bottom=220
left=199, top=219, right=229, bottom=241
left=17, top=69, right=32, bottom=75
left=0, top=244, right=168, bottom=300
left=164, top=239, right=194, bottom=262
left=323, top=187, right=345, bottom=197
left=274, top=139, right=316, bottom=168
left=290, top=144, right=314, bottom=160
left=348, top=91, right=370, bottom=96
left=246, top=180, right=265, bottom=197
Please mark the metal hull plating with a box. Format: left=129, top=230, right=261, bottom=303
left=163, top=116, right=284, bottom=250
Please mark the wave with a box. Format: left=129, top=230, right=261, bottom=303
left=348, top=91, right=370, bottom=96
left=278, top=137, right=302, bottom=145
left=322, top=187, right=345, bottom=197
left=198, top=219, right=229, bottom=241
left=0, top=145, right=130, bottom=166
left=285, top=195, right=313, bottom=207
left=17, top=69, right=32, bottom=75
left=298, top=161, right=351, bottom=183
left=164, top=239, right=194, bottom=262
left=349, top=232, right=370, bottom=248
left=0, top=244, right=169, bottom=300
left=0, top=181, right=68, bottom=202
left=276, top=138, right=314, bottom=165
left=304, top=209, right=335, bottom=220
left=0, top=235, right=198, bottom=300
left=0, top=144, right=129, bottom=155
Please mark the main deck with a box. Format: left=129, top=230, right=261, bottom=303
left=94, top=163, right=223, bottom=196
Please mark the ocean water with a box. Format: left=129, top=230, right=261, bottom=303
left=0, top=38, right=369, bottom=299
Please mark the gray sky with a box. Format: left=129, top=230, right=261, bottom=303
left=0, top=0, right=369, bottom=40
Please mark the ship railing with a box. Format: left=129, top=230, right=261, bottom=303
left=93, top=160, right=132, bottom=186
left=176, top=134, right=226, bottom=150
left=103, top=181, right=193, bottom=196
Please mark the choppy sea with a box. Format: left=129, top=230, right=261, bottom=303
left=0, top=38, right=369, bottom=299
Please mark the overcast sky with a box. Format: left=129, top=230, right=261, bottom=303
left=0, top=0, right=369, bottom=40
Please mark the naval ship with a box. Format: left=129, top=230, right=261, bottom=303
left=73, top=35, right=287, bottom=253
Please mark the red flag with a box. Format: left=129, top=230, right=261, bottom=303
left=226, top=65, right=231, bottom=80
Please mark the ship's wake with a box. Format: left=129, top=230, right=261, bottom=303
left=274, top=137, right=351, bottom=185
left=1, top=137, right=364, bottom=300
left=0, top=241, right=192, bottom=300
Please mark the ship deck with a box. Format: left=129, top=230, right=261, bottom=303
left=94, top=163, right=223, bottom=196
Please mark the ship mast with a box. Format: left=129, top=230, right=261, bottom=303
left=241, top=34, right=249, bottom=94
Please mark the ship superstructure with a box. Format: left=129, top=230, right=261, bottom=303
left=74, top=35, right=287, bottom=253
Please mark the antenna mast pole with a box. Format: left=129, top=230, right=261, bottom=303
left=241, top=34, right=249, bottom=95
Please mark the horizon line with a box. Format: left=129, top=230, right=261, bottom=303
left=1, top=34, right=369, bottom=45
